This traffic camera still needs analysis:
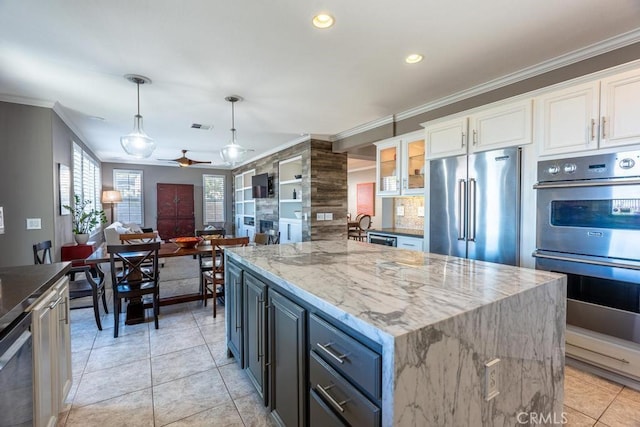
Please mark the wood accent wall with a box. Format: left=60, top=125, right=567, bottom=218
left=309, top=140, right=347, bottom=241
left=232, top=138, right=347, bottom=241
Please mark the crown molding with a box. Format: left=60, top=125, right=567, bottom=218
left=390, top=27, right=640, bottom=121
left=333, top=115, right=394, bottom=141
left=233, top=133, right=311, bottom=168
left=0, top=94, right=55, bottom=108
left=52, top=102, right=92, bottom=150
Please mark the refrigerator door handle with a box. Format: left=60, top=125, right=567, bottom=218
left=468, top=178, right=477, bottom=242
left=457, top=179, right=466, bottom=240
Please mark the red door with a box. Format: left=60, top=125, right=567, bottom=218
left=156, top=183, right=195, bottom=239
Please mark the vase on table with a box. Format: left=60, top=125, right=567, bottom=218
left=74, top=233, right=90, bottom=245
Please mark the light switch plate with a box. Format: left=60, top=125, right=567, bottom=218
left=396, top=206, right=405, bottom=216
left=325, top=213, right=333, bottom=220
left=316, top=213, right=325, bottom=221
left=26, top=218, right=41, bottom=230
left=418, top=206, right=425, bottom=217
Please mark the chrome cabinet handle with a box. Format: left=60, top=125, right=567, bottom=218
left=49, top=295, right=62, bottom=310
left=457, top=179, right=466, bottom=241
left=472, top=129, right=477, bottom=145
left=461, top=132, right=466, bottom=148
left=601, top=116, right=606, bottom=139
left=257, top=296, right=263, bottom=361
left=316, top=383, right=350, bottom=413
left=59, top=296, right=69, bottom=324
left=590, top=118, right=596, bottom=141
left=234, top=279, right=241, bottom=331
left=316, top=342, right=347, bottom=364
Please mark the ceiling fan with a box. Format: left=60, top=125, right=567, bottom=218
left=158, top=150, right=212, bottom=167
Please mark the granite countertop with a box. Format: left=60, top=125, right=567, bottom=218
left=367, top=228, right=424, bottom=238
left=226, top=240, right=564, bottom=342
left=0, top=263, right=70, bottom=334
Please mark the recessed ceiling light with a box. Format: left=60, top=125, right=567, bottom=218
left=312, top=14, right=334, bottom=29
left=405, top=54, right=423, bottom=64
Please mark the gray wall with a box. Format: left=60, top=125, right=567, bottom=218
left=101, top=163, right=233, bottom=232
left=0, top=102, right=54, bottom=266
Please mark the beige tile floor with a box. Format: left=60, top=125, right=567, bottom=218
left=58, top=257, right=640, bottom=426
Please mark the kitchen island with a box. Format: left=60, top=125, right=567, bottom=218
left=225, top=240, right=566, bottom=426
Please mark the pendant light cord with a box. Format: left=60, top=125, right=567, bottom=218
left=136, top=81, right=141, bottom=116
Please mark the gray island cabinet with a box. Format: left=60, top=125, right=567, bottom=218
left=225, top=240, right=566, bottom=427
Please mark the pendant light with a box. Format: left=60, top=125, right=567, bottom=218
left=220, top=95, right=253, bottom=166
left=120, top=74, right=156, bottom=158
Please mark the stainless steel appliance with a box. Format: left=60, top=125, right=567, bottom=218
left=0, top=312, right=33, bottom=427
left=534, top=150, right=640, bottom=345
left=368, top=233, right=397, bottom=247
left=429, top=147, right=521, bottom=265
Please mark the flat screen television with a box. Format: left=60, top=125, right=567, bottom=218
left=252, top=173, right=273, bottom=198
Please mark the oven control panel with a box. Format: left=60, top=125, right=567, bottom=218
left=537, top=150, right=640, bottom=182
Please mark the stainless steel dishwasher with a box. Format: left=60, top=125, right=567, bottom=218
left=0, top=312, right=33, bottom=427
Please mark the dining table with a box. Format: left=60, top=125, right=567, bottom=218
left=85, top=241, right=219, bottom=324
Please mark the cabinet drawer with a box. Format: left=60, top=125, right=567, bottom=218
left=309, top=314, right=381, bottom=399
left=310, top=388, right=347, bottom=427
left=310, top=352, right=380, bottom=427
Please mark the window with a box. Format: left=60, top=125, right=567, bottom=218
left=203, top=175, right=225, bottom=223
left=113, top=169, right=144, bottom=225
left=72, top=142, right=102, bottom=231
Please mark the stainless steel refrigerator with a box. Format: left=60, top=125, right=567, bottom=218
left=429, top=147, right=521, bottom=265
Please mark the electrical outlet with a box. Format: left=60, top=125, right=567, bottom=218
left=396, top=206, right=405, bottom=216
left=484, top=358, right=500, bottom=401
left=316, top=213, right=325, bottom=221
left=417, top=206, right=425, bottom=217
left=325, top=213, right=333, bottom=220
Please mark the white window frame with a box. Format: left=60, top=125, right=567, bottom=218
left=72, top=142, right=102, bottom=233
left=203, top=174, right=225, bottom=225
left=113, top=169, right=144, bottom=226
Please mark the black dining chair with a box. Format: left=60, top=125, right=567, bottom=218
left=33, top=240, right=108, bottom=330
left=108, top=242, right=161, bottom=337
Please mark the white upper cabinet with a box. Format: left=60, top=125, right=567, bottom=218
left=536, top=82, right=600, bottom=156
left=600, top=68, right=640, bottom=149
left=537, top=67, right=640, bottom=156
left=375, top=130, right=425, bottom=196
left=425, top=117, right=468, bottom=159
left=425, top=99, right=533, bottom=160
left=469, top=99, right=533, bottom=152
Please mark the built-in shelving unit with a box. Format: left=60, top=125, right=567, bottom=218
left=234, top=169, right=255, bottom=239
left=279, top=156, right=302, bottom=243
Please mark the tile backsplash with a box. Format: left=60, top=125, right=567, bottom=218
left=393, top=196, right=424, bottom=229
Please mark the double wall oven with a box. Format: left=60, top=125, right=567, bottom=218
left=534, top=150, right=640, bottom=376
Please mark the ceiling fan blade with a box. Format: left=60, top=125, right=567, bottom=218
left=188, top=160, right=212, bottom=165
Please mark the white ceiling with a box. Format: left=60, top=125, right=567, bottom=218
left=1, top=1, right=640, bottom=168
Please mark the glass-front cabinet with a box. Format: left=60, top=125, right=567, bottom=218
left=375, top=130, right=425, bottom=196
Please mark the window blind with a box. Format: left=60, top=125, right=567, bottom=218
left=72, top=142, right=102, bottom=231
left=203, top=174, right=225, bottom=223
left=113, top=169, right=143, bottom=225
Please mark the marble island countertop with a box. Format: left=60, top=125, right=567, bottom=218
left=227, top=240, right=564, bottom=340
left=226, top=240, right=566, bottom=426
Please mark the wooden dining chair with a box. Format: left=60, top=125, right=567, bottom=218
left=202, top=237, right=249, bottom=317
left=254, top=232, right=268, bottom=245
left=33, top=240, right=108, bottom=330
left=107, top=242, right=161, bottom=337
left=348, top=214, right=371, bottom=241
left=197, top=231, right=226, bottom=294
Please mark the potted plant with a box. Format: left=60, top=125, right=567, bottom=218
left=63, top=194, right=107, bottom=244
